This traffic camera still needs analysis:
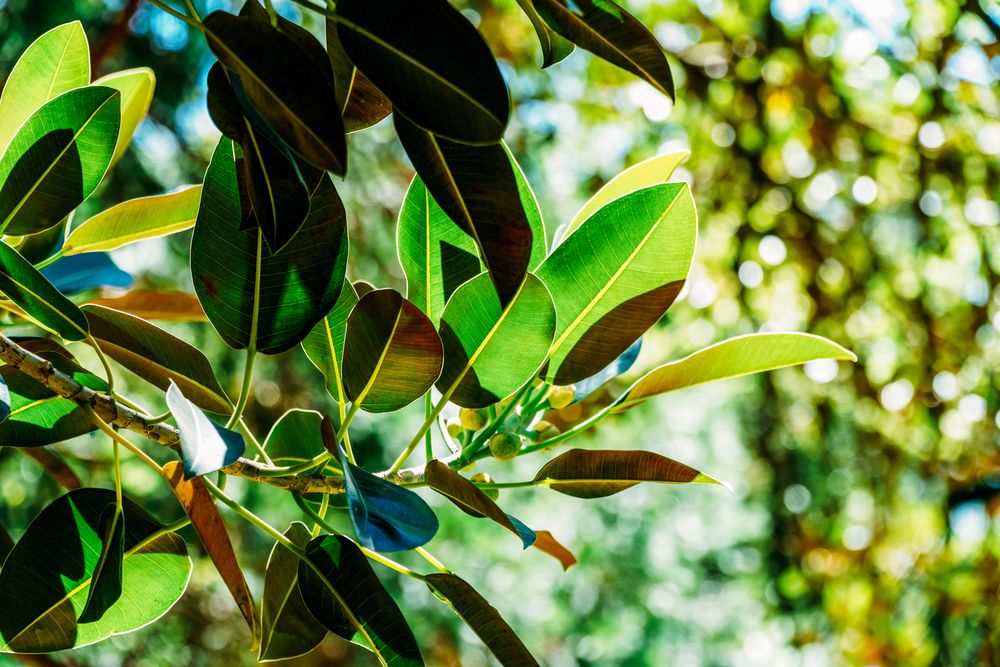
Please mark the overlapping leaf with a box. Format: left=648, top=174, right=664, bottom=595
left=301, top=280, right=358, bottom=403
left=77, top=504, right=124, bottom=624
left=92, top=67, right=155, bottom=166
left=0, top=241, right=89, bottom=341
left=514, top=0, right=574, bottom=67
left=572, top=338, right=642, bottom=402
left=263, top=409, right=338, bottom=474
left=166, top=381, right=244, bottom=479
left=325, top=18, right=391, bottom=133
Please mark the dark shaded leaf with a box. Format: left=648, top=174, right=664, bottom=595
left=342, top=457, right=438, bottom=552
left=0, top=240, right=90, bottom=341
left=263, top=409, right=339, bottom=474
left=77, top=504, right=124, bottom=624
left=572, top=337, right=642, bottom=402
left=514, top=0, right=574, bottom=67
left=0, top=374, right=9, bottom=422
left=40, top=253, right=133, bottom=294
left=0, top=521, right=13, bottom=566
left=166, top=381, right=244, bottom=478
left=301, top=280, right=358, bottom=403
left=326, top=18, right=391, bottom=133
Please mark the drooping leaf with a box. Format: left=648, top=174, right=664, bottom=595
left=437, top=273, right=556, bottom=408
left=562, top=151, right=688, bottom=242
left=40, top=253, right=132, bottom=294
left=530, top=0, right=674, bottom=99
left=298, top=534, right=424, bottom=665
left=425, top=573, right=539, bottom=665
left=63, top=186, right=202, bottom=255
left=424, top=460, right=535, bottom=548
left=0, top=240, right=90, bottom=341
left=162, top=461, right=256, bottom=638
left=18, top=446, right=83, bottom=490
left=192, top=139, right=348, bottom=355
left=84, top=290, right=206, bottom=322
left=259, top=522, right=326, bottom=662
left=202, top=10, right=346, bottom=173
left=325, top=18, right=391, bottom=133
left=92, top=67, right=155, bottom=166
left=83, top=304, right=230, bottom=413
left=0, top=488, right=191, bottom=653
left=613, top=333, right=857, bottom=413
left=531, top=530, right=577, bottom=570
left=532, top=448, right=723, bottom=498
left=572, top=337, right=642, bottom=402
left=77, top=504, right=124, bottom=624
left=166, top=381, right=244, bottom=478
left=395, top=114, right=532, bottom=306
left=536, top=183, right=696, bottom=384
left=335, top=0, right=510, bottom=144
left=341, top=456, right=439, bottom=553
left=263, top=409, right=339, bottom=474
left=514, top=0, right=574, bottom=67
left=342, top=288, right=443, bottom=413
left=0, top=22, right=90, bottom=156
left=301, top=280, right=358, bottom=403
left=0, top=86, right=120, bottom=236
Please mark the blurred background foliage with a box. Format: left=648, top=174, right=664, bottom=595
left=1, top=0, right=999, bottom=665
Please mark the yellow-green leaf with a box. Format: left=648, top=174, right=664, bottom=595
left=92, top=68, right=155, bottom=166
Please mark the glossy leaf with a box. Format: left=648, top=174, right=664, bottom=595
left=532, top=448, right=723, bottom=498
left=0, top=86, right=120, bottom=236
left=263, top=409, right=338, bottom=474
left=77, top=504, right=124, bottom=624
left=0, top=488, right=190, bottom=652
left=162, top=461, right=256, bottom=637
left=203, top=11, right=346, bottom=173
left=342, top=288, right=443, bottom=413
left=613, top=332, right=857, bottom=413
left=259, top=522, right=326, bottom=662
left=563, top=151, right=688, bottom=241
left=424, top=460, right=535, bottom=548
left=298, top=534, right=423, bottom=665
left=192, top=139, right=348, bottom=355
left=64, top=186, right=202, bottom=255
left=84, top=290, right=206, bottom=322
left=536, top=183, right=696, bottom=384
left=326, top=18, right=391, bottom=133
left=0, top=22, right=90, bottom=156
left=0, top=240, right=90, bottom=340
left=0, top=374, right=9, bottom=422
left=573, top=337, right=642, bottom=402
left=301, top=280, right=358, bottom=403
left=395, top=113, right=532, bottom=306
left=92, top=67, right=155, bottom=166
left=438, top=273, right=556, bottom=408
left=532, top=530, right=577, bottom=570
left=425, top=573, right=539, bottom=666
left=514, top=0, right=574, bottom=67
left=531, top=0, right=674, bottom=99
left=83, top=304, right=230, bottom=413
left=40, top=253, right=132, bottom=294
left=166, top=381, right=244, bottom=478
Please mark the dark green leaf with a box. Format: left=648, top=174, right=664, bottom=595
left=342, top=288, right=443, bottom=413
left=263, top=409, right=339, bottom=474
left=0, top=521, right=13, bottom=566
left=425, top=573, right=540, bottom=666
left=301, top=280, right=359, bottom=403
left=0, top=86, right=120, bottom=236
left=336, top=0, right=510, bottom=143
left=0, top=240, right=90, bottom=341
left=514, top=0, right=574, bottom=67
left=0, top=488, right=190, bottom=652
left=192, top=139, right=348, bottom=355
left=83, top=304, right=230, bottom=413
left=259, top=522, right=326, bottom=662
left=572, top=337, right=642, bottom=402
left=326, top=18, right=391, bottom=133
left=166, top=381, right=245, bottom=478
left=298, top=534, right=423, bottom=665
left=77, top=504, right=124, bottom=624
left=0, top=374, right=9, bottom=422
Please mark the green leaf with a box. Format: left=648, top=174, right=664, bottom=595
left=166, top=381, right=245, bottom=479
left=0, top=240, right=89, bottom=340
left=0, top=521, right=13, bottom=566
left=424, top=460, right=535, bottom=548
left=335, top=0, right=510, bottom=144
left=82, top=304, right=230, bottom=413
left=613, top=333, right=857, bottom=413
left=395, top=114, right=534, bottom=306
left=0, top=22, right=90, bottom=157
left=425, top=573, right=540, bottom=666
left=530, top=0, right=674, bottom=99
left=0, top=488, right=191, bottom=653
left=514, top=0, right=574, bottom=67
left=298, top=534, right=423, bottom=666
left=437, top=273, right=555, bottom=408
left=536, top=183, right=695, bottom=384
left=92, top=68, right=155, bottom=167
left=259, top=522, right=326, bottom=662
left=263, top=409, right=339, bottom=474
left=532, top=448, right=724, bottom=498
left=326, top=18, right=391, bottom=133
left=301, top=280, right=359, bottom=403
left=508, top=144, right=549, bottom=271
left=192, top=139, right=348, bottom=355
left=0, top=86, right=121, bottom=236
left=77, top=504, right=124, bottom=624
left=342, top=288, right=443, bottom=413
left=202, top=11, right=346, bottom=173
left=63, top=186, right=202, bottom=256
left=562, top=150, right=688, bottom=242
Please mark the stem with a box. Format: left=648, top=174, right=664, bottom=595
left=236, top=416, right=272, bottom=464
left=414, top=547, right=449, bottom=573
left=226, top=348, right=257, bottom=429
left=83, top=405, right=163, bottom=473
left=144, top=0, right=204, bottom=29
left=463, top=381, right=534, bottom=459
left=112, top=439, right=123, bottom=507
left=423, top=393, right=434, bottom=463
left=32, top=248, right=64, bottom=270
left=474, top=401, right=618, bottom=463
left=87, top=334, right=117, bottom=393
left=312, top=493, right=330, bottom=538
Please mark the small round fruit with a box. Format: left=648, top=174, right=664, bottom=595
left=532, top=420, right=560, bottom=442
left=547, top=385, right=575, bottom=410
left=471, top=472, right=499, bottom=500
left=446, top=419, right=464, bottom=438
left=488, top=432, right=522, bottom=460
left=459, top=408, right=488, bottom=431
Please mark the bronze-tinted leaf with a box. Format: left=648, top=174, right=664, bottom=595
left=326, top=19, right=391, bottom=133
left=532, top=530, right=577, bottom=570
left=84, top=290, right=206, bottom=322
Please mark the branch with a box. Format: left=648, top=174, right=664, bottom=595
left=0, top=333, right=344, bottom=494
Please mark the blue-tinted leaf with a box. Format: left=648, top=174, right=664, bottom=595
left=0, top=375, right=9, bottom=423
left=572, top=338, right=642, bottom=402
left=342, top=459, right=438, bottom=552
left=504, top=513, right=538, bottom=549
left=41, top=253, right=132, bottom=294
left=166, top=381, right=244, bottom=478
